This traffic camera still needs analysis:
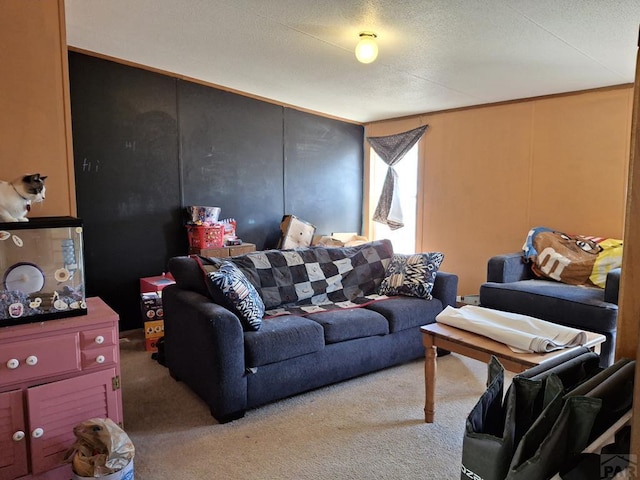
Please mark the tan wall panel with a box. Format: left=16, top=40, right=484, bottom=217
left=366, top=87, right=633, bottom=296
left=618, top=38, right=639, bottom=459
left=420, top=104, right=534, bottom=295
left=0, top=0, right=74, bottom=217
left=529, top=90, right=631, bottom=238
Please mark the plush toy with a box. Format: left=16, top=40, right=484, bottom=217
left=523, top=226, right=623, bottom=287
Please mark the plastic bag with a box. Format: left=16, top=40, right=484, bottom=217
left=64, top=418, right=135, bottom=477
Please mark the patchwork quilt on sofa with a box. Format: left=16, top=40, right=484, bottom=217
left=229, top=239, right=394, bottom=313
left=196, top=239, right=445, bottom=325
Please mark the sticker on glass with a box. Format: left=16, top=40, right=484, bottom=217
left=9, top=302, right=24, bottom=318
left=54, top=268, right=71, bottom=282
left=54, top=299, right=69, bottom=310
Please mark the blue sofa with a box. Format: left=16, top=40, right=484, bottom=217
left=479, top=253, right=619, bottom=367
left=162, top=239, right=458, bottom=423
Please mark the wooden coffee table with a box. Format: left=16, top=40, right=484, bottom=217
left=420, top=322, right=606, bottom=423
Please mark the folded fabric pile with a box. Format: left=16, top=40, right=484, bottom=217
left=435, top=305, right=587, bottom=353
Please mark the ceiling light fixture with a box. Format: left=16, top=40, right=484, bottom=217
left=355, top=32, right=378, bottom=64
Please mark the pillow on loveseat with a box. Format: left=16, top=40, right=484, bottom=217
left=523, top=226, right=623, bottom=288
left=199, top=259, right=265, bottom=331
left=378, top=252, right=444, bottom=299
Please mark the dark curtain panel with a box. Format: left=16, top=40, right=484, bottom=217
left=367, top=125, right=427, bottom=230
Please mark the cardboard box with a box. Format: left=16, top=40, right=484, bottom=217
left=144, top=319, right=164, bottom=352
left=188, top=242, right=256, bottom=257
left=279, top=215, right=316, bottom=249
left=141, top=292, right=164, bottom=320
left=229, top=243, right=256, bottom=256
left=141, top=291, right=166, bottom=352
left=140, top=274, right=175, bottom=293
left=145, top=337, right=161, bottom=353
left=144, top=319, right=165, bottom=339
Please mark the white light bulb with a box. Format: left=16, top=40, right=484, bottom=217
left=355, top=33, right=378, bottom=64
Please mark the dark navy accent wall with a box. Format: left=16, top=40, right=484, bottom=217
left=68, top=51, right=364, bottom=330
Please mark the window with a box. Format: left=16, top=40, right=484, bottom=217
left=369, top=144, right=418, bottom=254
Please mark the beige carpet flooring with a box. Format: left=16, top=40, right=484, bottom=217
left=119, top=331, right=505, bottom=480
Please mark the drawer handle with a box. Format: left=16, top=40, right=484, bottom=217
left=32, top=427, right=44, bottom=439
left=26, top=355, right=38, bottom=366
left=13, top=431, right=25, bottom=442
left=6, top=358, right=19, bottom=369
left=95, top=335, right=105, bottom=344
left=96, top=355, right=106, bottom=364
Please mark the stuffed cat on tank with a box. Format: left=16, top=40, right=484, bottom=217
left=0, top=173, right=47, bottom=222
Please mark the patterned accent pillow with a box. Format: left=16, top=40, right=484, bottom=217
left=378, top=252, right=444, bottom=299
left=205, top=261, right=265, bottom=331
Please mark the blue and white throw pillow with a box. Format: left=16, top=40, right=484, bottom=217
left=206, top=261, right=265, bottom=331
left=378, top=252, right=444, bottom=299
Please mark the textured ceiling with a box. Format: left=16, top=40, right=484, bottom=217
left=64, top=0, right=640, bottom=123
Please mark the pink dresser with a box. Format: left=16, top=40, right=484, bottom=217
left=0, top=297, right=122, bottom=480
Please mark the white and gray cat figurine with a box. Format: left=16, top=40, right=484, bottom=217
left=0, top=173, right=47, bottom=222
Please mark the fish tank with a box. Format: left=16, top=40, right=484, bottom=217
left=0, top=216, right=86, bottom=327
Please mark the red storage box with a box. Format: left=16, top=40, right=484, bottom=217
left=140, top=273, right=175, bottom=293
left=186, top=224, right=224, bottom=249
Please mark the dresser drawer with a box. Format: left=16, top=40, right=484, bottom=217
left=80, top=327, right=117, bottom=349
left=0, top=334, right=81, bottom=385
left=81, top=345, right=117, bottom=370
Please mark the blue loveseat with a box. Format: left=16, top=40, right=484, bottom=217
left=162, top=239, right=458, bottom=423
left=479, top=253, right=619, bottom=367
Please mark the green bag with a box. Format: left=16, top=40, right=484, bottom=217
left=461, top=350, right=604, bottom=480
left=461, top=358, right=550, bottom=480
left=505, top=395, right=602, bottom=479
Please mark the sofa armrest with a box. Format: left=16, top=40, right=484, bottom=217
left=432, top=271, right=458, bottom=308
left=168, top=255, right=209, bottom=297
left=162, top=285, right=248, bottom=422
left=604, top=268, right=621, bottom=305
left=487, top=253, right=535, bottom=283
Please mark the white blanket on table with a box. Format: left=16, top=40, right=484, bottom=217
left=435, top=305, right=587, bottom=353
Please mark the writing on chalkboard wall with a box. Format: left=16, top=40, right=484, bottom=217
left=81, top=158, right=100, bottom=173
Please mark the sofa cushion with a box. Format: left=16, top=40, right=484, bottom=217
left=306, top=308, right=389, bottom=344
left=364, top=296, right=444, bottom=333
left=244, top=316, right=324, bottom=367
left=378, top=252, right=444, bottom=300
left=479, top=280, right=618, bottom=333
left=205, top=261, right=265, bottom=331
